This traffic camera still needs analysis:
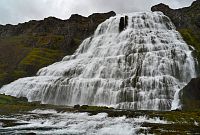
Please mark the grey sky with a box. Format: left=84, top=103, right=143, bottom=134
left=0, top=0, right=195, bottom=25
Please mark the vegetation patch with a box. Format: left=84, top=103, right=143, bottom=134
left=18, top=48, right=64, bottom=74
left=0, top=35, right=65, bottom=87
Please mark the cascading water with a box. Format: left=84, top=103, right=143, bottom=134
left=0, top=12, right=197, bottom=110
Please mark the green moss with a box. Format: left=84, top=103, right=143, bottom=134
left=0, top=34, right=66, bottom=87
left=179, top=29, right=200, bottom=51
left=0, top=73, right=9, bottom=86
left=36, top=35, right=64, bottom=49
left=181, top=96, right=200, bottom=110
left=17, top=48, right=64, bottom=75
left=11, top=70, right=28, bottom=80
left=1, top=35, right=65, bottom=49
left=83, top=106, right=113, bottom=111
left=134, top=110, right=200, bottom=134
left=0, top=73, right=8, bottom=81
left=75, top=105, right=114, bottom=111
left=179, top=29, right=200, bottom=64
left=0, top=94, right=75, bottom=115
left=179, top=28, right=200, bottom=75
left=1, top=35, right=27, bottom=44
left=73, top=38, right=82, bottom=46
left=0, top=94, right=27, bottom=104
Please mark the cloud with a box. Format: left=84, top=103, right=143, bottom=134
left=0, top=0, right=195, bottom=25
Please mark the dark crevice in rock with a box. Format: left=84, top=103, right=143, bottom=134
left=119, top=16, right=129, bottom=32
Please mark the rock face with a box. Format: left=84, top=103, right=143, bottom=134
left=151, top=1, right=200, bottom=29
left=180, top=78, right=200, bottom=109
left=152, top=0, right=200, bottom=110
left=0, top=11, right=116, bottom=51
left=0, top=11, right=116, bottom=87
left=119, top=16, right=128, bottom=32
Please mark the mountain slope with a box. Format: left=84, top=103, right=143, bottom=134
left=0, top=11, right=116, bottom=87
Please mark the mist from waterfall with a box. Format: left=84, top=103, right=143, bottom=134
left=0, top=12, right=197, bottom=110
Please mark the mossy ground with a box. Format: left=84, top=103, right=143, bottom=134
left=0, top=94, right=74, bottom=115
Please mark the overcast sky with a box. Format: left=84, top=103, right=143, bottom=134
left=0, top=0, right=195, bottom=25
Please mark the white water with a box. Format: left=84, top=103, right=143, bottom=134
left=0, top=12, right=197, bottom=110
left=0, top=109, right=168, bottom=134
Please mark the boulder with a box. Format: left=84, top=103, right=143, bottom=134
left=180, top=78, right=200, bottom=110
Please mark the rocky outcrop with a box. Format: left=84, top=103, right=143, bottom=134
left=0, top=11, right=116, bottom=87
left=119, top=16, right=128, bottom=32
left=180, top=78, right=200, bottom=110
left=151, top=1, right=200, bottom=29
left=0, top=11, right=116, bottom=52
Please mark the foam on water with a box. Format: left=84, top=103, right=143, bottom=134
left=0, top=109, right=168, bottom=134
left=0, top=12, right=197, bottom=110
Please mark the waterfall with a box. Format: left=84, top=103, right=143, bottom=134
left=0, top=12, right=197, bottom=110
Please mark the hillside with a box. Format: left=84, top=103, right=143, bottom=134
left=0, top=11, right=116, bottom=87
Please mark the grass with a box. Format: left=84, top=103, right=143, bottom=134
left=16, top=48, right=64, bottom=76
left=178, top=28, right=200, bottom=67
left=0, top=94, right=72, bottom=115
left=19, top=48, right=64, bottom=67
left=0, top=35, right=65, bottom=87
left=179, top=28, right=200, bottom=50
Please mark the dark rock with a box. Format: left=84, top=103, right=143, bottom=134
left=0, top=11, right=116, bottom=45
left=81, top=105, right=89, bottom=109
left=151, top=1, right=200, bottom=33
left=180, top=77, right=200, bottom=110
left=191, top=0, right=200, bottom=6
left=171, top=108, right=182, bottom=112
left=125, top=16, right=128, bottom=28
left=69, top=14, right=87, bottom=21
left=151, top=3, right=171, bottom=13
left=74, top=104, right=80, bottom=109
left=119, top=17, right=125, bottom=32
left=119, top=16, right=129, bottom=32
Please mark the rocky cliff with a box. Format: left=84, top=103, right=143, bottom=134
left=152, top=0, right=200, bottom=110
left=0, top=11, right=116, bottom=87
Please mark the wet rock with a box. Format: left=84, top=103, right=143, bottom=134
left=74, top=104, right=80, bottom=109
left=119, top=17, right=125, bottom=32
left=119, top=16, right=129, bottom=32
left=180, top=77, right=200, bottom=110
left=81, top=105, right=89, bottom=109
